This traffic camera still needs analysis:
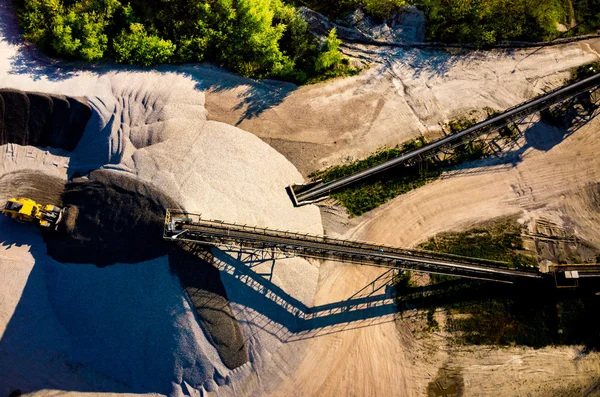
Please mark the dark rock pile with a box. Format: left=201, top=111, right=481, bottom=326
left=0, top=89, right=91, bottom=150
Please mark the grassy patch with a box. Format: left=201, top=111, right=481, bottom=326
left=397, top=275, right=600, bottom=348
left=392, top=270, right=415, bottom=292
left=427, top=366, right=464, bottom=397
left=395, top=217, right=600, bottom=349
left=312, top=113, right=521, bottom=216
left=330, top=163, right=442, bottom=216
left=445, top=290, right=558, bottom=347
left=571, top=62, right=600, bottom=82
left=310, top=137, right=427, bottom=182
left=418, top=216, right=538, bottom=268
left=311, top=137, right=441, bottom=217
left=444, top=287, right=600, bottom=348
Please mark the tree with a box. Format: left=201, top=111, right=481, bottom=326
left=314, top=28, right=343, bottom=72
left=17, top=0, right=61, bottom=47
left=216, top=0, right=289, bottom=77
left=113, top=23, right=176, bottom=66
left=51, top=10, right=110, bottom=61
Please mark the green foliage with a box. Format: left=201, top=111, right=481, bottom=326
left=309, top=138, right=438, bottom=216
left=292, top=0, right=406, bottom=20
left=312, top=112, right=519, bottom=216
left=216, top=0, right=288, bottom=78
left=331, top=164, right=441, bottom=216
left=446, top=295, right=557, bottom=346
left=392, top=270, right=414, bottom=292
left=17, top=0, right=61, bottom=46
left=361, top=0, right=406, bottom=20
left=274, top=4, right=317, bottom=82
left=15, top=0, right=359, bottom=82
left=418, top=217, right=538, bottom=268
left=439, top=287, right=600, bottom=348
left=398, top=218, right=600, bottom=349
left=573, top=0, right=600, bottom=35
left=311, top=137, right=427, bottom=182
left=314, top=28, right=343, bottom=72
left=571, top=61, right=600, bottom=81
left=412, top=0, right=577, bottom=43
left=425, top=306, right=439, bottom=331
left=17, top=0, right=120, bottom=61
left=113, top=23, right=176, bottom=66
left=446, top=117, right=476, bottom=134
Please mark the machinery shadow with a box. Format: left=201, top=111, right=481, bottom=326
left=182, top=245, right=401, bottom=342
left=0, top=217, right=233, bottom=395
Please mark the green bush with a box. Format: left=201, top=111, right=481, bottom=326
left=573, top=0, right=600, bottom=35
left=412, top=0, right=575, bottom=43
left=291, top=0, right=407, bottom=20
left=113, top=23, right=176, bottom=66
left=15, top=0, right=358, bottom=83
left=361, top=0, right=406, bottom=20
left=315, top=28, right=343, bottom=72
left=418, top=217, right=538, bottom=268
left=17, top=0, right=120, bottom=61
left=571, top=61, right=600, bottom=81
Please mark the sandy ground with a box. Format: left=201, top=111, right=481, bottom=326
left=1, top=0, right=600, bottom=395
left=328, top=117, right=600, bottom=397
left=200, top=39, right=600, bottom=175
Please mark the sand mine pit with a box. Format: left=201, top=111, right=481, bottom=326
left=0, top=72, right=322, bottom=396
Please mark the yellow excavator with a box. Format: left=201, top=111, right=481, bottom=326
left=2, top=198, right=64, bottom=230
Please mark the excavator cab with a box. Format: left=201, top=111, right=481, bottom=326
left=4, top=200, right=23, bottom=212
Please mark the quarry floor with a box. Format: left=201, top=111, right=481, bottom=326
left=199, top=38, right=600, bottom=396
left=1, top=0, right=600, bottom=394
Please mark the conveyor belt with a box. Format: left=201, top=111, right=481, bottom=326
left=164, top=210, right=544, bottom=284
left=290, top=73, right=600, bottom=205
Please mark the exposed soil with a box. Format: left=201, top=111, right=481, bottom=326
left=0, top=170, right=65, bottom=206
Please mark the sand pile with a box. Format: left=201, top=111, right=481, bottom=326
left=0, top=170, right=65, bottom=205
left=0, top=3, right=322, bottom=395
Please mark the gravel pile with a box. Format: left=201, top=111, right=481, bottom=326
left=0, top=89, right=91, bottom=150
left=0, top=71, right=322, bottom=396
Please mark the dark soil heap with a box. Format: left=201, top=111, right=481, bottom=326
left=45, top=169, right=177, bottom=265
left=0, top=89, right=91, bottom=151
left=0, top=170, right=66, bottom=206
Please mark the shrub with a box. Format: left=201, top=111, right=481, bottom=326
left=14, top=0, right=360, bottom=83
left=314, top=28, right=343, bottom=72
left=571, top=62, right=600, bottom=81
left=412, top=0, right=574, bottom=43
left=113, top=23, right=176, bottom=66
left=361, top=0, right=406, bottom=20
left=18, top=0, right=119, bottom=61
